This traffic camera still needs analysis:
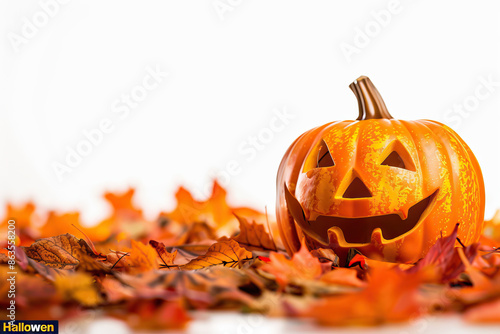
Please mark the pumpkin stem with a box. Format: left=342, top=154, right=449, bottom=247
left=349, top=76, right=393, bottom=120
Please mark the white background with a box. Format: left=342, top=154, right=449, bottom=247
left=1, top=0, right=499, bottom=224
left=1, top=1, right=500, bottom=333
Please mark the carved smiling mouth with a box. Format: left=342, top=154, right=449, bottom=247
left=284, top=185, right=439, bottom=245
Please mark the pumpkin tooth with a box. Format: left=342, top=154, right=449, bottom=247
left=398, top=209, right=409, bottom=220
left=370, top=228, right=384, bottom=244
left=327, top=227, right=347, bottom=247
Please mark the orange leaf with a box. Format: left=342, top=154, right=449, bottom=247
left=149, top=240, right=178, bottom=269
left=307, top=268, right=424, bottom=326
left=233, top=215, right=277, bottom=252
left=167, top=181, right=263, bottom=236
left=39, top=211, right=114, bottom=243
left=113, top=299, right=189, bottom=330
left=104, top=188, right=143, bottom=220
left=407, top=224, right=478, bottom=283
left=320, top=268, right=366, bottom=288
left=1, top=202, right=38, bottom=245
left=181, top=238, right=252, bottom=270
left=452, top=247, right=500, bottom=305
left=464, top=297, right=500, bottom=322
left=178, top=222, right=217, bottom=244
left=127, top=240, right=159, bottom=272
left=261, top=240, right=321, bottom=286
left=2, top=202, right=37, bottom=230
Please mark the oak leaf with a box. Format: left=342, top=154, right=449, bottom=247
left=232, top=215, right=277, bottom=252
left=181, top=238, right=252, bottom=270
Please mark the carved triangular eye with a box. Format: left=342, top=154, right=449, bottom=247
left=381, top=151, right=406, bottom=169
left=317, top=140, right=335, bottom=168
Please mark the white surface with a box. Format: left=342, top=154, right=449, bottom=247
left=66, top=312, right=500, bottom=334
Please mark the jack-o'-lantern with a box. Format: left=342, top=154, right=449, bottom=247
left=276, top=76, right=485, bottom=263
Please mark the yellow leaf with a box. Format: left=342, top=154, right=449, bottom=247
left=54, top=272, right=102, bottom=306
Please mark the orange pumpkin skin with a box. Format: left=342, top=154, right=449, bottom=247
left=276, top=77, right=485, bottom=264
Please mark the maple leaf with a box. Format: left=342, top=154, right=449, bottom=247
left=260, top=240, right=322, bottom=287
left=407, top=224, right=478, bottom=283
left=98, top=188, right=150, bottom=241
left=1, top=202, right=37, bottom=229
left=149, top=240, right=178, bottom=269
left=306, top=267, right=424, bottom=326
left=125, top=240, right=159, bottom=272
left=104, top=188, right=143, bottom=220
left=181, top=238, right=253, bottom=270
left=1, top=202, right=38, bottom=246
left=54, top=272, right=102, bottom=306
left=232, top=214, right=277, bottom=252
left=22, top=233, right=100, bottom=269
left=39, top=211, right=114, bottom=243
left=167, top=181, right=263, bottom=236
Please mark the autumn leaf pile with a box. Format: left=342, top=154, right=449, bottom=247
left=1, top=181, right=500, bottom=330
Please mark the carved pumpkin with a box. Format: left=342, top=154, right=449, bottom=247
left=276, top=76, right=485, bottom=263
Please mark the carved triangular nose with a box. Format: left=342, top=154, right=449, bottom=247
left=343, top=177, right=372, bottom=198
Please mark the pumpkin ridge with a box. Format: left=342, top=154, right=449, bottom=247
left=418, top=120, right=483, bottom=244
left=415, top=120, right=459, bottom=239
